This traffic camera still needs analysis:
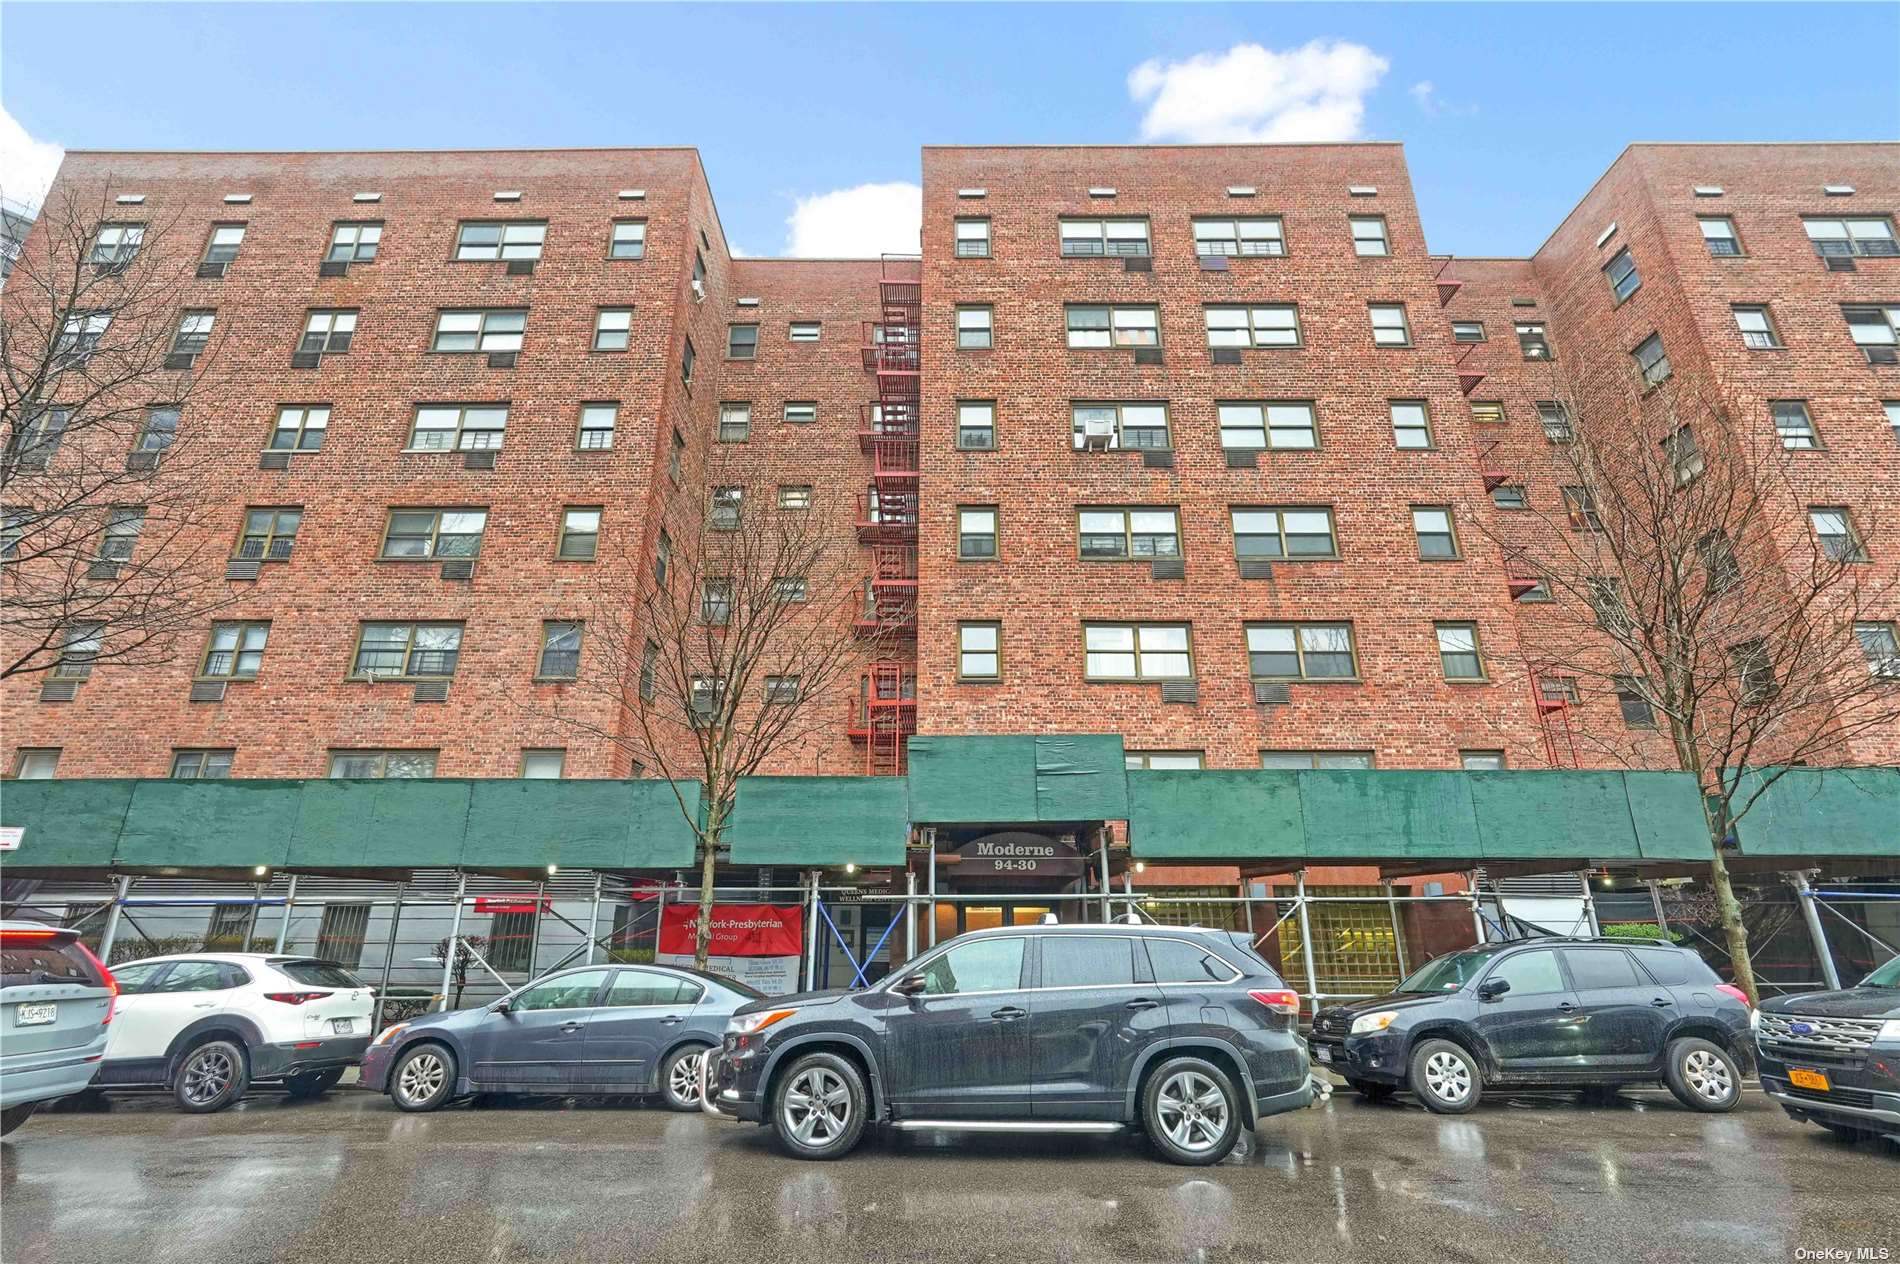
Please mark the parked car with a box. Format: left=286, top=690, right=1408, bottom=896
left=1755, top=952, right=1900, bottom=1144
left=96, top=953, right=373, bottom=1112
left=363, top=963, right=757, bottom=1112
left=1, top=922, right=116, bottom=1136
left=1310, top=937, right=1752, bottom=1115
left=704, top=923, right=1315, bottom=1165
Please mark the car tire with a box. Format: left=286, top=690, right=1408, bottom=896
left=1142, top=1056, right=1243, bottom=1166
left=174, top=1039, right=249, bottom=1114
left=1346, top=1079, right=1395, bottom=1102
left=389, top=1043, right=457, bottom=1113
left=770, top=1051, right=868, bottom=1160
left=284, top=1067, right=346, bottom=1100
left=660, top=1043, right=711, bottom=1113
left=1408, top=1039, right=1481, bottom=1115
left=0, top=1103, right=37, bottom=1136
left=1663, top=1037, right=1740, bottom=1113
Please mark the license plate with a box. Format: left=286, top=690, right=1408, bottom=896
left=1788, top=1068, right=1829, bottom=1092
left=1315, top=1045, right=1332, bottom=1064
left=331, top=1019, right=353, bottom=1035
left=15, top=1003, right=56, bottom=1026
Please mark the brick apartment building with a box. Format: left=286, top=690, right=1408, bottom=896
left=3, top=141, right=1896, bottom=995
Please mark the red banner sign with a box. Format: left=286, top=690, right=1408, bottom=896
left=658, top=903, right=804, bottom=958
left=474, top=895, right=553, bottom=914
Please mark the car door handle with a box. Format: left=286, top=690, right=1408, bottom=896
left=560, top=1022, right=585, bottom=1033
left=1650, top=998, right=1672, bottom=1008
left=990, top=1006, right=1027, bottom=1021
left=1125, top=998, right=1160, bottom=1011
left=1556, top=1002, right=1576, bottom=1014
left=191, top=1002, right=216, bottom=1009
left=659, top=1015, right=685, bottom=1025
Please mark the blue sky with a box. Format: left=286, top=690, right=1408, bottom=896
left=4, top=3, right=1896, bottom=258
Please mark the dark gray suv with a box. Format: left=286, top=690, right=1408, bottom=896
left=705, top=923, right=1315, bottom=1165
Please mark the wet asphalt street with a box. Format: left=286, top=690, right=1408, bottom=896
left=3, top=1085, right=1896, bottom=1264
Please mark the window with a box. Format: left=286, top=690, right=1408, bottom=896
left=198, top=621, right=269, bottom=680
left=454, top=221, right=546, bottom=261
left=1803, top=216, right=1898, bottom=258
left=710, top=487, right=742, bottom=530
left=1633, top=333, right=1671, bottom=386
left=917, top=936, right=1026, bottom=995
left=1516, top=322, right=1551, bottom=359
left=1698, top=216, right=1741, bottom=256
left=1412, top=507, right=1458, bottom=559
left=1260, top=750, right=1373, bottom=770
left=1126, top=751, right=1204, bottom=770
left=1247, top=623, right=1357, bottom=681
left=1070, top=402, right=1169, bottom=451
left=690, top=676, right=727, bottom=721
left=1077, top=507, right=1179, bottom=559
left=1537, top=402, right=1573, bottom=443
left=957, top=506, right=997, bottom=559
left=1604, top=248, right=1640, bottom=302
left=408, top=404, right=508, bottom=451
left=1844, top=306, right=1900, bottom=362
left=1390, top=400, right=1433, bottom=449
left=538, top=621, right=582, bottom=679
left=53, top=622, right=103, bottom=678
left=954, top=217, right=990, bottom=258
left=326, top=221, right=381, bottom=263
left=487, top=917, right=560, bottom=976
left=1452, top=322, right=1487, bottom=343
left=1460, top=751, right=1506, bottom=771
left=1436, top=623, right=1486, bottom=680
left=15, top=407, right=69, bottom=463
left=203, top=223, right=245, bottom=265
left=12, top=749, right=60, bottom=779
left=1772, top=401, right=1817, bottom=449
left=136, top=406, right=179, bottom=453
left=171, top=749, right=235, bottom=779
left=783, top=401, right=817, bottom=424
left=957, top=401, right=995, bottom=450
left=171, top=311, right=214, bottom=356
left=1084, top=623, right=1192, bottom=681
left=1192, top=217, right=1284, bottom=257
left=958, top=622, right=1000, bottom=679
left=380, top=509, right=487, bottom=559
left=90, top=222, right=145, bottom=266
left=1613, top=676, right=1656, bottom=727
left=1368, top=304, right=1411, bottom=346
left=1349, top=216, right=1389, bottom=257
left=788, top=321, right=821, bottom=342
left=98, top=507, right=144, bottom=561
left=1058, top=217, right=1150, bottom=257
left=1488, top=949, right=1564, bottom=996
left=315, top=904, right=372, bottom=968
left=235, top=507, right=300, bottom=561
left=328, top=750, right=437, bottom=778
left=1733, top=305, right=1781, bottom=349
left=1491, top=485, right=1528, bottom=511
left=352, top=622, right=463, bottom=678
left=956, top=305, right=993, bottom=349
left=54, top=312, right=111, bottom=363
left=1886, top=401, right=1900, bottom=444
left=1564, top=947, right=1643, bottom=992
left=558, top=508, right=601, bottom=560
left=777, top=484, right=812, bottom=510
left=299, top=309, right=356, bottom=354
left=1698, top=530, right=1742, bottom=592
left=654, top=530, right=672, bottom=582
left=669, top=429, right=685, bottom=482
left=1539, top=676, right=1580, bottom=707
left=431, top=309, right=525, bottom=353
left=1856, top=622, right=1900, bottom=678
left=1663, top=425, right=1705, bottom=484
left=268, top=405, right=329, bottom=451
left=717, top=403, right=751, bottom=443
left=1231, top=507, right=1336, bottom=559
left=1810, top=507, right=1866, bottom=561
left=638, top=640, right=659, bottom=701
left=608, top=219, right=646, bottom=259
left=772, top=576, right=807, bottom=603
left=1732, top=639, right=1776, bottom=704
left=1204, top=305, right=1300, bottom=348
left=726, top=324, right=758, bottom=359
left=1066, top=304, right=1158, bottom=348
left=1146, top=938, right=1243, bottom=983
left=1041, top=936, right=1138, bottom=988
left=593, top=308, right=632, bottom=351
left=577, top=403, right=617, bottom=450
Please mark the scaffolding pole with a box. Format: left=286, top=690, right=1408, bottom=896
left=438, top=872, right=466, bottom=1012
left=97, top=875, right=130, bottom=962
left=372, top=882, right=406, bottom=1035
left=584, top=873, right=603, bottom=965
left=1294, top=871, right=1320, bottom=1019
left=1097, top=837, right=1111, bottom=923
left=904, top=870, right=917, bottom=959
left=272, top=873, right=299, bottom=953
left=1384, top=879, right=1408, bottom=977
left=524, top=880, right=547, bottom=978
left=1647, top=879, right=1670, bottom=933
left=1578, top=870, right=1601, bottom=937
left=804, top=871, right=820, bottom=990
left=926, top=836, right=937, bottom=948
left=1788, top=871, right=1841, bottom=991
left=1467, top=870, right=1486, bottom=944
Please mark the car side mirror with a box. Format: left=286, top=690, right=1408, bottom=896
left=892, top=974, right=927, bottom=998
left=1477, top=978, right=1510, bottom=1001
left=490, top=998, right=512, bottom=1015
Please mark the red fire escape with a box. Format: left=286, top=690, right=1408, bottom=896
left=849, top=256, right=923, bottom=775
left=1531, top=668, right=1581, bottom=768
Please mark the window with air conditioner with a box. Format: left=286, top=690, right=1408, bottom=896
left=1084, top=623, right=1192, bottom=681
left=268, top=405, right=329, bottom=452
left=352, top=622, right=463, bottom=679
left=326, top=222, right=382, bottom=263
left=432, top=309, right=526, bottom=354
left=1219, top=401, right=1316, bottom=450
left=1232, top=507, right=1336, bottom=559
left=381, top=509, right=487, bottom=559
left=1066, top=304, right=1158, bottom=348
left=455, top=221, right=546, bottom=261
left=235, top=507, right=301, bottom=561
left=1204, top=305, right=1300, bottom=348
left=1059, top=217, right=1150, bottom=257
left=198, top=622, right=269, bottom=680
left=1071, top=402, right=1168, bottom=450
left=1246, top=623, right=1357, bottom=681
left=1077, top=507, right=1180, bottom=559
left=407, top=404, right=508, bottom=452
left=300, top=310, right=356, bottom=354
left=1803, top=216, right=1897, bottom=259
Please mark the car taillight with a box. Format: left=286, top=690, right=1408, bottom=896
left=264, top=991, right=333, bottom=1005
left=73, top=940, right=118, bottom=1025
left=1248, top=988, right=1302, bottom=1016
left=1715, top=983, right=1750, bottom=1006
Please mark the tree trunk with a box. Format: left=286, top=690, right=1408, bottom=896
left=1703, top=838, right=1761, bottom=1006
left=693, top=810, right=722, bottom=971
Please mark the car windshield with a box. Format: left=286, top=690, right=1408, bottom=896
left=674, top=965, right=766, bottom=1000
left=1395, top=949, right=1500, bottom=994
left=277, top=959, right=365, bottom=988
left=1859, top=956, right=1900, bottom=989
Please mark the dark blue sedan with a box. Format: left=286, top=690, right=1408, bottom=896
left=362, top=963, right=762, bottom=1112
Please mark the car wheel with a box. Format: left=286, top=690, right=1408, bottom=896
left=390, top=1043, right=457, bottom=1113
left=174, top=1039, right=249, bottom=1114
left=0, top=1103, right=37, bottom=1136
left=770, top=1052, right=868, bottom=1160
left=660, top=1043, right=711, bottom=1112
left=1346, top=1079, right=1396, bottom=1102
left=1143, top=1056, right=1242, bottom=1166
left=1663, top=1037, right=1739, bottom=1113
left=284, top=1068, right=347, bottom=1100
left=1408, top=1039, right=1481, bottom=1115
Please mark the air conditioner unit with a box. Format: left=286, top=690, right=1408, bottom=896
left=39, top=678, right=79, bottom=702
left=86, top=560, right=122, bottom=581
left=505, top=259, right=536, bottom=276
left=1253, top=681, right=1292, bottom=705
left=1211, top=348, right=1243, bottom=365
left=464, top=449, right=498, bottom=470
left=125, top=451, right=159, bottom=472
left=225, top=559, right=262, bottom=581
left=414, top=680, right=451, bottom=703
left=1225, top=449, right=1258, bottom=469
left=486, top=351, right=518, bottom=369
left=318, top=260, right=348, bottom=278
left=1237, top=560, right=1275, bottom=581
left=196, top=261, right=229, bottom=279
left=1825, top=256, right=1857, bottom=273
left=439, top=559, right=475, bottom=581
left=258, top=450, right=292, bottom=471
left=1159, top=680, right=1199, bottom=705
left=1525, top=347, right=1548, bottom=359
left=1082, top=417, right=1116, bottom=443
left=1868, top=347, right=1899, bottom=366
left=691, top=278, right=707, bottom=302
left=290, top=351, right=322, bottom=369
left=1141, top=449, right=1174, bottom=470
left=188, top=680, right=227, bottom=704
left=164, top=352, right=198, bottom=371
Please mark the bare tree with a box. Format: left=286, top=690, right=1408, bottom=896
left=1, top=182, right=231, bottom=680
left=1475, top=375, right=1900, bottom=1002
left=527, top=457, right=891, bottom=970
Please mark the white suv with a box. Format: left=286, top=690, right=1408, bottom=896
left=96, top=954, right=374, bottom=1112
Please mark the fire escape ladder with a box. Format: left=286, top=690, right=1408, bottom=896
left=1478, top=440, right=1511, bottom=491
left=1530, top=667, right=1581, bottom=769
left=1432, top=255, right=1462, bottom=306
left=1454, top=343, right=1485, bottom=395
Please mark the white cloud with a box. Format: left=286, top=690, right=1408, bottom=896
left=0, top=106, right=64, bottom=211
left=785, top=181, right=921, bottom=258
left=1128, top=41, right=1389, bottom=143
left=1410, top=80, right=1477, bottom=119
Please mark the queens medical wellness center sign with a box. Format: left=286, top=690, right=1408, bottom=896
left=656, top=904, right=805, bottom=995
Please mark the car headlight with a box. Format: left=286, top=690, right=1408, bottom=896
left=727, top=1008, right=798, bottom=1036
left=1749, top=1008, right=1761, bottom=1032
left=1878, top=1019, right=1900, bottom=1043
left=371, top=1023, right=409, bottom=1047
left=1349, top=1010, right=1398, bottom=1036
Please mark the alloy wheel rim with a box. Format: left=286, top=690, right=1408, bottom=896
left=1683, top=1049, right=1732, bottom=1101
left=1156, top=1070, right=1229, bottom=1152
left=783, top=1067, right=851, bottom=1146
left=670, top=1051, right=705, bottom=1104
left=1424, top=1050, right=1472, bottom=1103
left=183, top=1049, right=235, bottom=1104
left=399, top=1052, right=446, bottom=1104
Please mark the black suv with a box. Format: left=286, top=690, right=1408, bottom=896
left=1310, top=937, right=1752, bottom=1114
left=1755, top=953, right=1900, bottom=1144
left=705, top=923, right=1314, bottom=1165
